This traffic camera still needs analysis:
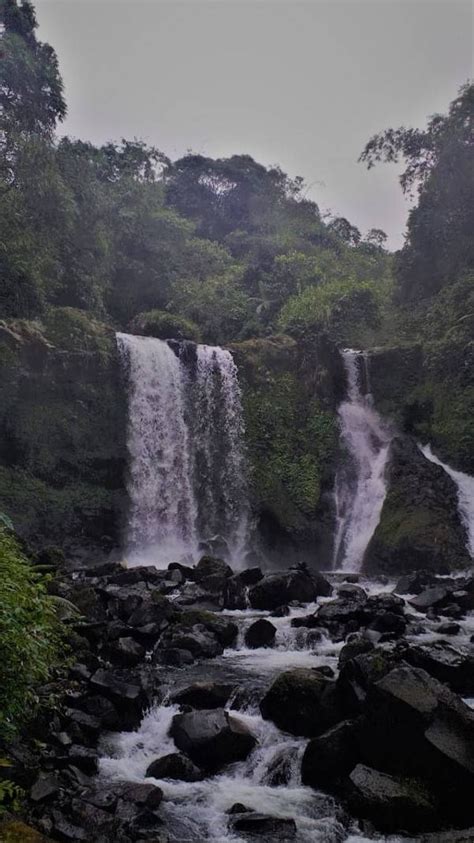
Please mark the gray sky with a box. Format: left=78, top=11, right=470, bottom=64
left=36, top=0, right=472, bottom=250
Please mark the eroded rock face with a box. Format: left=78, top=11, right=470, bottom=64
left=364, top=436, right=470, bottom=576
left=170, top=709, right=257, bottom=772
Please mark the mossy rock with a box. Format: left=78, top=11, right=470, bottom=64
left=364, top=436, right=470, bottom=575
left=0, top=820, right=54, bottom=842
left=129, top=309, right=201, bottom=342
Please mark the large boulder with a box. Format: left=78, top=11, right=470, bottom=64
left=400, top=641, right=474, bottom=696
left=346, top=764, right=439, bottom=833
left=357, top=665, right=474, bottom=825
left=248, top=569, right=330, bottom=611
left=170, top=709, right=257, bottom=772
left=244, top=618, right=277, bottom=649
left=301, top=720, right=358, bottom=788
left=260, top=668, right=342, bottom=737
left=364, top=436, right=470, bottom=575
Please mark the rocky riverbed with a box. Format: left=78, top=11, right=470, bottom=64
left=3, top=555, right=474, bottom=842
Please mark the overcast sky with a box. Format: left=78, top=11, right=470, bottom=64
left=35, top=0, right=472, bottom=250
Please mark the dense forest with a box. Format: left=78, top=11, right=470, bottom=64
left=0, top=1, right=473, bottom=840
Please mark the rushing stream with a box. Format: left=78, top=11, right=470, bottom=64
left=99, top=579, right=414, bottom=843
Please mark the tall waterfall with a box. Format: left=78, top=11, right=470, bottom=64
left=421, top=444, right=474, bottom=558
left=333, top=349, right=392, bottom=571
left=117, top=333, right=249, bottom=566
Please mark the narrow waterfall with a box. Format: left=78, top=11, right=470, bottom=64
left=421, top=444, right=474, bottom=558
left=333, top=349, right=392, bottom=571
left=117, top=333, right=249, bottom=566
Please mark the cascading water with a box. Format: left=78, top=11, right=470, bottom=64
left=117, top=333, right=249, bottom=566
left=333, top=349, right=392, bottom=571
left=421, top=444, right=474, bottom=557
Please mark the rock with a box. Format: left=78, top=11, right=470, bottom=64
left=72, top=693, right=121, bottom=730
left=104, top=636, right=146, bottom=666
left=245, top=618, right=276, bottom=649
left=193, top=555, right=233, bottom=592
left=145, top=752, right=202, bottom=782
left=368, top=611, right=406, bottom=637
left=338, top=634, right=374, bottom=668
left=302, top=720, right=357, bottom=788
left=171, top=681, right=234, bottom=709
left=347, top=764, right=438, bottom=832
left=65, top=745, right=98, bottom=775
left=157, top=623, right=222, bottom=660
left=337, top=647, right=400, bottom=714
left=260, top=668, right=342, bottom=737
left=30, top=772, right=61, bottom=802
left=438, top=622, right=461, bottom=636
left=337, top=583, right=367, bottom=601
left=409, top=587, right=452, bottom=613
left=51, top=810, right=88, bottom=841
left=170, top=709, right=257, bottom=772
left=89, top=669, right=147, bottom=728
left=239, top=567, right=264, bottom=586
left=248, top=570, right=329, bottom=611
left=226, top=803, right=254, bottom=814
left=394, top=570, right=438, bottom=595
left=364, top=436, right=470, bottom=575
left=223, top=574, right=247, bottom=610
left=127, top=594, right=176, bottom=629
left=315, top=590, right=368, bottom=639
left=401, top=641, right=474, bottom=695
left=229, top=813, right=297, bottom=839
left=263, top=747, right=298, bottom=786
left=154, top=647, right=194, bottom=667
left=117, top=780, right=163, bottom=809
left=357, top=665, right=474, bottom=825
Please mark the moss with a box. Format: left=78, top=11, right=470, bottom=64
left=0, top=820, right=53, bottom=842
left=129, top=309, right=201, bottom=342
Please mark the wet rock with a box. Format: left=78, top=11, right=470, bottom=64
left=357, top=665, right=474, bottom=825
left=223, top=574, right=247, bottom=610
left=171, top=681, right=234, bottom=709
left=315, top=591, right=368, bottom=639
left=260, top=668, right=342, bottom=737
left=30, top=772, right=61, bottom=802
left=438, top=622, right=461, bottom=636
left=290, top=612, right=320, bottom=629
left=227, top=803, right=254, bottom=814
left=248, top=570, right=328, bottom=611
left=157, top=623, right=223, bottom=660
left=154, top=647, right=194, bottom=667
left=347, top=764, right=439, bottom=833
left=409, top=587, right=452, bottom=613
left=337, top=647, right=400, bottom=714
left=368, top=611, right=406, bottom=637
left=394, top=570, right=438, bottom=595
left=301, top=720, right=358, bottom=788
left=170, top=708, right=257, bottom=772
left=338, top=634, right=374, bottom=668
left=229, top=812, right=297, bottom=839
left=117, top=780, right=163, bottom=809
left=337, top=583, right=367, bottom=601
left=64, top=745, right=98, bottom=775
left=193, top=555, right=233, bottom=593
left=145, top=752, right=202, bottom=782
left=245, top=618, right=277, bottom=649
left=51, top=811, right=88, bottom=842
left=401, top=641, right=474, bottom=695
left=263, top=747, right=298, bottom=786
left=239, top=567, right=264, bottom=586
left=420, top=829, right=474, bottom=842
left=89, top=669, right=147, bottom=728
left=127, top=594, right=177, bottom=629
left=72, top=694, right=121, bottom=730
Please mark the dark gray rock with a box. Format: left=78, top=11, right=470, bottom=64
left=302, top=720, right=357, bottom=788
left=409, top=587, right=452, bottom=613
left=338, top=634, right=374, bottom=668
left=244, top=618, right=276, bottom=649
left=394, top=571, right=438, bottom=595
left=263, top=747, right=298, bottom=786
left=401, top=641, right=474, bottom=695
left=157, top=623, right=222, bottom=660
left=30, top=772, right=61, bottom=802
left=170, top=709, right=257, bottom=772
left=104, top=636, right=146, bottom=667
left=260, top=668, right=342, bottom=737
left=117, top=780, right=163, bottom=809
left=171, top=681, right=234, bottom=709
left=155, top=647, right=194, bottom=667
left=248, top=570, right=329, bottom=611
left=347, top=763, right=439, bottom=833
left=146, top=752, right=202, bottom=782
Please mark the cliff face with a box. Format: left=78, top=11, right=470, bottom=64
left=0, top=309, right=127, bottom=557
left=230, top=333, right=344, bottom=567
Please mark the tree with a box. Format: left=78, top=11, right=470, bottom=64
left=365, top=228, right=388, bottom=249
left=360, top=83, right=473, bottom=300
left=327, top=216, right=361, bottom=246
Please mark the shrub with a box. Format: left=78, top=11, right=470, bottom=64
left=129, top=309, right=201, bottom=342
left=0, top=529, right=65, bottom=739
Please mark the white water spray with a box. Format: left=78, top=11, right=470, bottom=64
left=333, top=349, right=392, bottom=571
left=117, top=333, right=249, bottom=566
left=420, top=444, right=474, bottom=557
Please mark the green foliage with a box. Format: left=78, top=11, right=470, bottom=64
left=244, top=374, right=337, bottom=525
left=129, top=309, right=201, bottom=342
left=0, top=778, right=23, bottom=816
left=0, top=527, right=65, bottom=738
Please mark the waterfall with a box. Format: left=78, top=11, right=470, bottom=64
left=333, top=349, right=392, bottom=571
left=117, top=333, right=249, bottom=566
left=420, top=444, right=474, bottom=558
